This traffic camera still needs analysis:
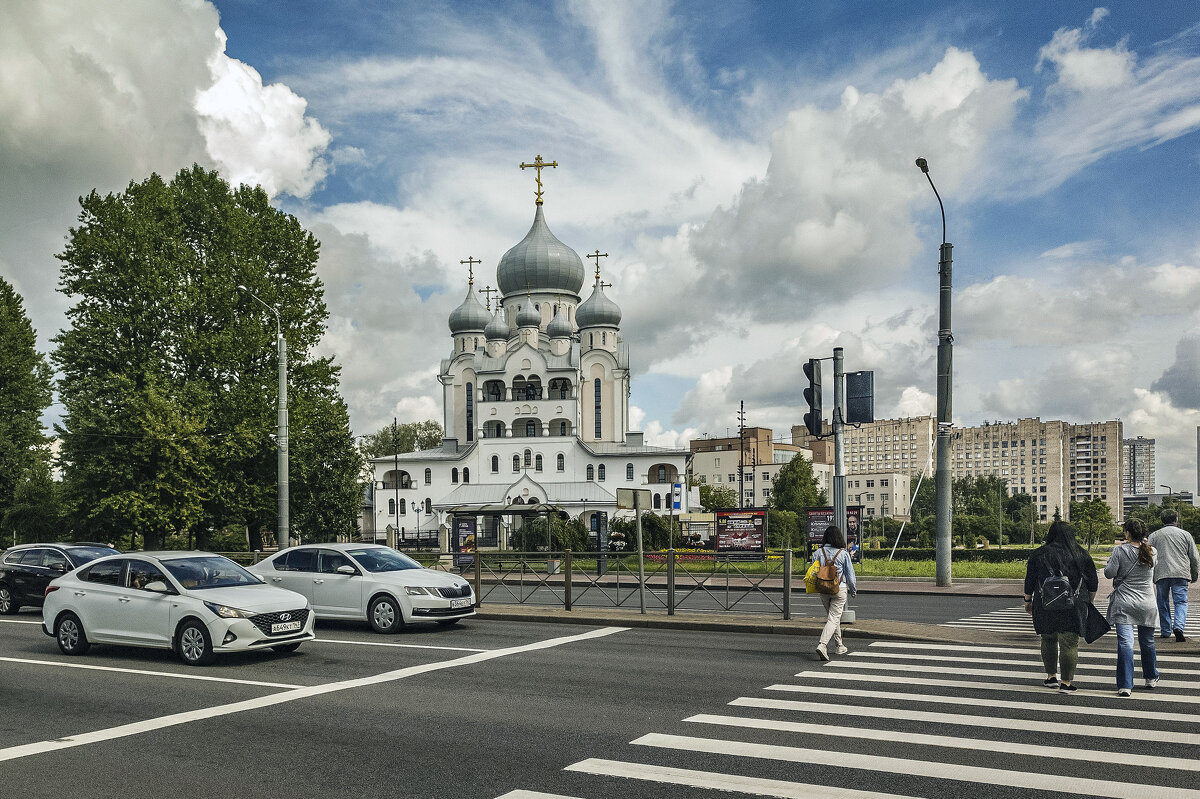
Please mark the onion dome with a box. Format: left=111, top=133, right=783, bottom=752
left=484, top=307, right=511, bottom=341
left=448, top=284, right=490, bottom=333
left=515, top=300, right=541, bottom=329
left=496, top=205, right=586, bottom=295
left=575, top=280, right=622, bottom=328
left=547, top=305, right=573, bottom=338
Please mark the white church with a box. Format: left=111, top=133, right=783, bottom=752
left=370, top=158, right=690, bottom=550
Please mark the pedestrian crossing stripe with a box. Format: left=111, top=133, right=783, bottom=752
left=683, top=712, right=1200, bottom=770
left=630, top=732, right=1200, bottom=799
left=846, top=650, right=1195, bottom=671
left=820, top=659, right=1193, bottom=691
left=942, top=604, right=1200, bottom=634
left=868, top=640, right=1200, bottom=664
left=727, top=696, right=1200, bottom=745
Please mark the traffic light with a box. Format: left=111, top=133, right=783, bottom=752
left=803, top=358, right=823, bottom=437
left=845, top=370, right=875, bottom=424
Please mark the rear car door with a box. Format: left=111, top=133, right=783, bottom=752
left=313, top=550, right=362, bottom=618
left=266, top=549, right=317, bottom=603
left=12, top=549, right=52, bottom=605
left=34, top=549, right=72, bottom=605
left=77, top=559, right=128, bottom=639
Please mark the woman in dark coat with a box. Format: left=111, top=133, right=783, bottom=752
left=1023, top=521, right=1098, bottom=693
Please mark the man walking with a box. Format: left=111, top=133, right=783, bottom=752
left=1147, top=509, right=1199, bottom=641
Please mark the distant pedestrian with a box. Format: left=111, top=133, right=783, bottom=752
left=1023, top=521, right=1097, bottom=694
left=815, top=524, right=856, bottom=661
left=1105, top=519, right=1161, bottom=697
left=1147, top=508, right=1198, bottom=642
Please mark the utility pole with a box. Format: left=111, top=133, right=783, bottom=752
left=833, top=347, right=846, bottom=535
left=738, top=401, right=747, bottom=510
left=239, top=285, right=289, bottom=550
left=393, top=418, right=400, bottom=546
left=916, top=157, right=953, bottom=587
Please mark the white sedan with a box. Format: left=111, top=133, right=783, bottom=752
left=248, top=543, right=475, bottom=633
left=42, top=552, right=315, bottom=666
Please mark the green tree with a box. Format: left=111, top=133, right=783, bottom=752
left=1069, top=498, right=1116, bottom=551
left=359, top=420, right=444, bottom=470
left=0, top=276, right=53, bottom=538
left=53, top=166, right=360, bottom=550
left=769, top=454, right=826, bottom=515
left=767, top=509, right=800, bottom=549
left=698, top=483, right=738, bottom=511
left=2, top=457, right=62, bottom=546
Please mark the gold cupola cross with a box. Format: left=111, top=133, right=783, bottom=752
left=519, top=155, right=558, bottom=205
left=460, top=256, right=481, bottom=286
left=587, top=249, right=609, bottom=282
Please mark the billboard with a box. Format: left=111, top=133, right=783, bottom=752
left=715, top=509, right=767, bottom=553
left=805, top=506, right=862, bottom=560
left=454, top=516, right=477, bottom=569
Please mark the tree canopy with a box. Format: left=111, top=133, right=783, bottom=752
left=53, top=166, right=361, bottom=549
left=698, top=482, right=738, bottom=511
left=768, top=454, right=825, bottom=515
left=359, top=420, right=444, bottom=461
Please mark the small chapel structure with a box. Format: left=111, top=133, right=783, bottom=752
left=370, top=157, right=690, bottom=550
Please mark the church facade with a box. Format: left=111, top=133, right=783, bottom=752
left=370, top=160, right=690, bottom=549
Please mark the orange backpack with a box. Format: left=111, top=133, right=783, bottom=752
left=816, top=547, right=842, bottom=595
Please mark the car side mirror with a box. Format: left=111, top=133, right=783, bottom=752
left=336, top=565, right=357, bottom=576
left=255, top=573, right=268, bottom=584
left=144, top=581, right=173, bottom=594
left=51, top=563, right=68, bottom=573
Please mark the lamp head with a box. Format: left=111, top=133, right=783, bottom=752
left=237, top=284, right=248, bottom=291
left=915, top=157, right=929, bottom=174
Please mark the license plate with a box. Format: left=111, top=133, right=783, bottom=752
left=272, top=621, right=302, bottom=634
left=450, top=598, right=471, bottom=609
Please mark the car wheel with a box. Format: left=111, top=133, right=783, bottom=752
left=436, top=618, right=461, bottom=627
left=56, top=612, right=91, bottom=655
left=177, top=620, right=215, bottom=666
left=368, top=595, right=404, bottom=634
left=271, top=642, right=302, bottom=654
left=0, top=585, right=19, bottom=615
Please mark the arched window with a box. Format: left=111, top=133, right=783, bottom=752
left=462, top=467, right=470, bottom=483
left=594, top=378, right=602, bottom=438
left=513, top=455, right=520, bottom=472
left=425, top=498, right=432, bottom=514
left=399, top=498, right=407, bottom=515
left=535, top=455, right=543, bottom=472
left=653, top=493, right=662, bottom=510
left=559, top=421, right=567, bottom=436
left=524, top=449, right=532, bottom=467
left=424, top=468, right=431, bottom=485
left=587, top=465, right=595, bottom=480
left=626, top=463, right=634, bottom=480
left=526, top=420, right=537, bottom=437
left=491, top=455, right=499, bottom=473
left=388, top=499, right=396, bottom=515
left=598, top=464, right=606, bottom=481
left=451, top=468, right=459, bottom=484
left=602, top=332, right=606, bottom=344
left=465, top=382, right=474, bottom=441
left=557, top=454, right=565, bottom=471
left=657, top=466, right=667, bottom=483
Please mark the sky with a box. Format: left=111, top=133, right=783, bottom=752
left=4, top=1, right=1200, bottom=493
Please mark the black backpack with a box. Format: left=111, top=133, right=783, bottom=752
left=1040, top=569, right=1079, bottom=613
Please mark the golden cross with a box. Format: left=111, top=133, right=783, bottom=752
left=480, top=285, right=498, bottom=311
left=460, top=256, right=481, bottom=285
left=519, top=155, right=558, bottom=205
left=586, top=250, right=608, bottom=281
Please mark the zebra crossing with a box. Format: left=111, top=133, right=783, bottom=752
left=493, top=637, right=1200, bottom=799
left=941, top=601, right=1200, bottom=638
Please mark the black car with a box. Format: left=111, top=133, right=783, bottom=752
left=0, top=542, right=120, bottom=614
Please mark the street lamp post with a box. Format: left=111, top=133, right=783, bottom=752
left=916, top=157, right=954, bottom=587
left=1161, top=484, right=1174, bottom=509
left=239, top=285, right=289, bottom=550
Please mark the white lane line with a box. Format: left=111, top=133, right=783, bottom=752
left=869, top=641, right=1200, bottom=664
left=769, top=681, right=1200, bottom=723
left=785, top=672, right=1200, bottom=711
left=565, top=758, right=923, bottom=799
left=685, top=713, right=1200, bottom=771
left=0, top=625, right=627, bottom=763
left=822, top=660, right=1194, bottom=692
left=308, top=638, right=487, bottom=653
left=0, top=656, right=300, bottom=689
left=0, top=619, right=43, bottom=625
left=729, top=696, right=1200, bottom=744
left=633, top=733, right=1200, bottom=799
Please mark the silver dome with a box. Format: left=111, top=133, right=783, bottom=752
left=484, top=307, right=511, bottom=341
left=496, top=205, right=585, bottom=295
left=515, top=300, right=541, bottom=329
left=448, top=285, right=490, bottom=333
left=575, top=280, right=622, bottom=328
left=547, top=305, right=573, bottom=338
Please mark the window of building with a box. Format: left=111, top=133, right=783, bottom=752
left=598, top=464, right=606, bottom=481
left=653, top=493, right=662, bottom=509
left=881, top=479, right=889, bottom=486
left=526, top=420, right=537, bottom=437
left=559, top=421, right=567, bottom=436
left=594, top=378, right=602, bottom=438
left=399, top=498, right=407, bottom=515
left=465, top=382, right=473, bottom=442
left=524, top=449, right=532, bottom=467
left=535, top=455, right=543, bottom=472
left=513, top=455, right=520, bottom=473
left=451, top=468, right=459, bottom=484
left=729, top=473, right=735, bottom=482
left=657, top=466, right=667, bottom=483
left=491, top=456, right=499, bottom=473
left=557, top=453, right=565, bottom=471
left=388, top=499, right=395, bottom=515
left=424, top=468, right=431, bottom=485
left=462, top=468, right=469, bottom=484
left=762, top=472, right=770, bottom=481
left=425, top=498, right=432, bottom=514
left=587, top=465, right=595, bottom=480
left=626, top=463, right=634, bottom=480
left=866, top=480, right=874, bottom=488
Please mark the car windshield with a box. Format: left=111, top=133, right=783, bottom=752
left=347, top=548, right=423, bottom=573
left=65, top=546, right=119, bottom=565
left=163, top=556, right=260, bottom=590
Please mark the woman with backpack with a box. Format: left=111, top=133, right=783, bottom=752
left=1105, top=518, right=1161, bottom=696
left=1023, top=521, right=1098, bottom=694
left=815, top=524, right=857, bottom=661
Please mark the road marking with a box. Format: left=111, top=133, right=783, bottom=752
left=782, top=673, right=1200, bottom=715
left=0, top=626, right=627, bottom=763
left=632, top=733, right=1200, bottom=799
left=685, top=713, right=1200, bottom=770
left=869, top=641, right=1200, bottom=664
left=566, top=758, right=921, bottom=799
left=821, top=660, right=1194, bottom=693
left=0, top=656, right=300, bottom=689
left=308, top=638, right=487, bottom=653
left=847, top=651, right=1127, bottom=672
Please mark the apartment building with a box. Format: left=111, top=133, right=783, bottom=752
left=792, top=416, right=936, bottom=478
left=689, top=427, right=827, bottom=508
left=1122, top=436, right=1155, bottom=495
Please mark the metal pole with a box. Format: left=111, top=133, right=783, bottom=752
left=564, top=549, right=572, bottom=611
left=783, top=548, right=792, bottom=620
left=738, top=401, right=745, bottom=510
left=393, top=418, right=400, bottom=547
left=667, top=548, right=676, bottom=616
left=278, top=323, right=288, bottom=549
left=833, top=347, right=846, bottom=535
left=635, top=491, right=646, bottom=614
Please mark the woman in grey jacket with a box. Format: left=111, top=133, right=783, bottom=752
left=1105, top=518, right=1161, bottom=696
left=814, top=525, right=857, bottom=662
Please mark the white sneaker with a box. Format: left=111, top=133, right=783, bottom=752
left=816, top=643, right=829, bottom=661
left=1146, top=676, right=1160, bottom=689
left=835, top=645, right=849, bottom=655
left=1117, top=688, right=1132, bottom=697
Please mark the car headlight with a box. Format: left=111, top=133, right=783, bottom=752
left=204, top=602, right=257, bottom=619
left=404, top=586, right=438, bottom=596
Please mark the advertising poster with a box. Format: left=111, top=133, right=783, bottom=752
left=716, top=509, right=767, bottom=554
left=454, top=516, right=477, bottom=569
left=806, top=506, right=862, bottom=561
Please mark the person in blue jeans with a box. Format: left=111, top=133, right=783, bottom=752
left=1105, top=518, right=1161, bottom=697
left=1147, top=508, right=1199, bottom=641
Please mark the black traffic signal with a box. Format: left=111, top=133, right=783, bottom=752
left=845, top=370, right=875, bottom=424
left=803, top=359, right=823, bottom=437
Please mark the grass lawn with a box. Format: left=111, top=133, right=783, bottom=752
left=857, top=558, right=1026, bottom=579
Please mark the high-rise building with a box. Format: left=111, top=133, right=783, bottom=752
left=1122, top=436, right=1155, bottom=495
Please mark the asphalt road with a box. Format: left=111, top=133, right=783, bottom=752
left=3, top=607, right=1196, bottom=799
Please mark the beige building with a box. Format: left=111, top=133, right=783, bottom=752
left=689, top=427, right=828, bottom=508
left=1122, top=436, right=1155, bottom=495
left=792, top=416, right=936, bottom=478
left=845, top=472, right=912, bottom=522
